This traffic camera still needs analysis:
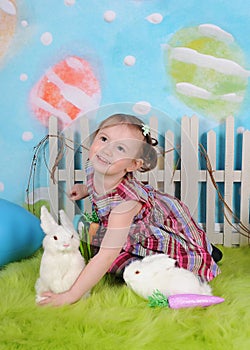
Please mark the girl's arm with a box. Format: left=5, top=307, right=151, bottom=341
left=39, top=200, right=142, bottom=306
left=70, top=183, right=89, bottom=200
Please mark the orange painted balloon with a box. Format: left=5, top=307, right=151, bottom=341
left=30, top=56, right=101, bottom=128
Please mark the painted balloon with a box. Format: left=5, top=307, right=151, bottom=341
left=30, top=56, right=101, bottom=128
left=0, top=0, right=17, bottom=62
left=165, top=24, right=249, bottom=121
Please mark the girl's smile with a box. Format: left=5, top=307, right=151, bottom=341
left=96, top=154, right=111, bottom=166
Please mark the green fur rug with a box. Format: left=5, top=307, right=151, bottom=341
left=0, top=247, right=249, bottom=350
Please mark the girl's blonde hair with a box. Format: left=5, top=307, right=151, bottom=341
left=93, top=114, right=158, bottom=172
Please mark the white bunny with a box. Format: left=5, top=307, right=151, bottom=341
left=35, top=206, right=89, bottom=303
left=123, top=254, right=212, bottom=300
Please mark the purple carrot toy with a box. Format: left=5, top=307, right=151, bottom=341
left=148, top=290, right=225, bottom=309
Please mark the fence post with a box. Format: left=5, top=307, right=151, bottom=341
left=223, top=116, right=234, bottom=246
left=181, top=115, right=199, bottom=221
left=80, top=116, right=92, bottom=213
left=148, top=116, right=158, bottom=188
left=164, top=130, right=175, bottom=196
left=240, top=130, right=250, bottom=245
left=64, top=127, right=75, bottom=221
left=206, top=130, right=218, bottom=243
left=49, top=116, right=59, bottom=222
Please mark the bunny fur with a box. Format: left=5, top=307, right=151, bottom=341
left=123, top=254, right=212, bottom=300
left=35, top=206, right=89, bottom=303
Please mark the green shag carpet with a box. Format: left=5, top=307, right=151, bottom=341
left=0, top=246, right=249, bottom=350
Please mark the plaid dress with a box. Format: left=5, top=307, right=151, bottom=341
left=86, top=161, right=221, bottom=282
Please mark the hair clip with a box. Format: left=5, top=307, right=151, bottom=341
left=142, top=124, right=150, bottom=136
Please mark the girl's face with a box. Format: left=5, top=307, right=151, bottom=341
left=89, top=124, right=144, bottom=176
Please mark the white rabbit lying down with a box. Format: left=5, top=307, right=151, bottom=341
left=35, top=206, right=89, bottom=303
left=123, top=254, right=212, bottom=300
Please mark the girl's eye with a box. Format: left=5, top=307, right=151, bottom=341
left=53, top=236, right=58, bottom=240
left=100, top=136, right=107, bottom=142
left=117, top=145, right=125, bottom=152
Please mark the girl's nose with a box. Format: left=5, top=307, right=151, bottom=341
left=102, top=144, right=112, bottom=156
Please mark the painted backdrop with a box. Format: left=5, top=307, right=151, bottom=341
left=0, top=0, right=249, bottom=205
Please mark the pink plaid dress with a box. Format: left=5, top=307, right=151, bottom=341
left=86, top=161, right=221, bottom=282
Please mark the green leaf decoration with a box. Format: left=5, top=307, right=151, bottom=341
left=79, top=224, right=92, bottom=264
left=83, top=210, right=99, bottom=223
left=148, top=290, right=169, bottom=308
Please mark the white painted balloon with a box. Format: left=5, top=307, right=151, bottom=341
left=237, top=126, right=245, bottom=134
left=20, top=73, right=28, bottom=81
left=133, top=101, right=152, bottom=115
left=104, top=10, right=116, bottom=22
left=21, top=20, right=28, bottom=27
left=40, top=32, right=53, bottom=46
left=124, top=55, right=136, bottom=66
left=22, top=131, right=34, bottom=141
left=0, top=182, right=4, bottom=192
left=146, top=13, right=163, bottom=24
left=64, top=0, right=75, bottom=5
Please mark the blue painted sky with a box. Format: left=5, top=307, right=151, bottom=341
left=0, top=0, right=249, bottom=204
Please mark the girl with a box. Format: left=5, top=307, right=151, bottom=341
left=39, top=113, right=222, bottom=306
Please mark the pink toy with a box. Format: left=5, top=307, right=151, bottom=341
left=148, top=290, right=225, bottom=309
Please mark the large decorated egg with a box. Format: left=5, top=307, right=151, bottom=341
left=0, top=199, right=44, bottom=267
left=165, top=24, right=249, bottom=121
left=29, top=56, right=101, bottom=128
left=0, top=0, right=17, bottom=62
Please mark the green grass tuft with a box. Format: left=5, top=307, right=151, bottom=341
left=0, top=246, right=249, bottom=350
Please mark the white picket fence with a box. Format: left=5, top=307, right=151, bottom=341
left=48, top=115, right=250, bottom=247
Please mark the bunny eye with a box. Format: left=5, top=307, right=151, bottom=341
left=71, top=234, right=74, bottom=239
left=135, top=270, right=140, bottom=275
left=53, top=236, right=58, bottom=240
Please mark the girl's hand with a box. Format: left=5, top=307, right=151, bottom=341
left=38, top=291, right=75, bottom=307
left=70, top=184, right=88, bottom=200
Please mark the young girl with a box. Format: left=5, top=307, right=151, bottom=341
left=39, top=113, right=222, bottom=306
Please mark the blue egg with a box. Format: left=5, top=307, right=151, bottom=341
left=0, top=198, right=44, bottom=267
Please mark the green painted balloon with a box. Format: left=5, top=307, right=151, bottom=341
left=165, top=25, right=249, bottom=121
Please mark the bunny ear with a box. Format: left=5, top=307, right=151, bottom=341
left=40, top=205, right=58, bottom=234
left=59, top=210, right=75, bottom=233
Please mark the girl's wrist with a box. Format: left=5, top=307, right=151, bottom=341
left=67, top=286, right=86, bottom=304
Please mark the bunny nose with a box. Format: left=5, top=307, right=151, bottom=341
left=63, top=244, right=70, bottom=248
